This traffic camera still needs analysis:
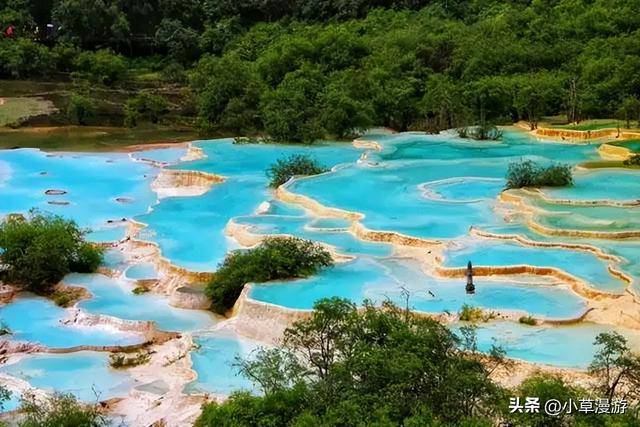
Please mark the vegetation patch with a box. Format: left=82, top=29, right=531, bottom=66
left=457, top=124, right=503, bottom=141
left=506, top=160, right=573, bottom=189
left=267, top=154, right=328, bottom=188
left=0, top=97, right=56, bottom=127
left=458, top=304, right=494, bottom=322
left=50, top=286, right=85, bottom=308
left=518, top=315, right=537, bottom=326
left=205, top=237, right=333, bottom=314
left=0, top=211, right=103, bottom=294
left=13, top=391, right=106, bottom=427
left=132, top=285, right=149, bottom=295
left=623, top=154, right=640, bottom=166
left=109, top=351, right=151, bottom=369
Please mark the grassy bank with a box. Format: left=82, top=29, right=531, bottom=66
left=0, top=126, right=198, bottom=151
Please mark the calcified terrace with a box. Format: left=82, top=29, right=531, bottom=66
left=0, top=128, right=639, bottom=425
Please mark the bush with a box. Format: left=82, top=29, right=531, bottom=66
left=506, top=160, right=573, bottom=189
left=66, top=93, right=95, bottom=126
left=0, top=211, right=103, bottom=293
left=623, top=154, right=640, bottom=165
left=51, top=287, right=85, bottom=308
left=457, top=125, right=502, bottom=141
left=124, top=91, right=170, bottom=127
left=18, top=392, right=106, bottom=427
left=266, top=154, right=328, bottom=188
left=518, top=315, right=537, bottom=326
left=196, top=298, right=508, bottom=426
left=206, top=237, right=333, bottom=314
left=109, top=351, right=151, bottom=369
left=458, top=304, right=494, bottom=322
left=73, top=49, right=126, bottom=84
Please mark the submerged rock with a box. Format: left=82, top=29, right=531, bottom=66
left=44, top=189, right=67, bottom=196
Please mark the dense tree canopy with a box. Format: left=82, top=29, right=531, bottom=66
left=1, top=0, right=640, bottom=141
left=196, top=299, right=640, bottom=426
left=0, top=211, right=103, bottom=292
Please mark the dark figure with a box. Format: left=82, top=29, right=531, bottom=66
left=465, top=261, right=475, bottom=294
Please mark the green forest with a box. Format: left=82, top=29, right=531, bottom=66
left=1, top=0, right=640, bottom=142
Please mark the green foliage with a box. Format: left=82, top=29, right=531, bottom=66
left=266, top=154, right=328, bottom=188
left=18, top=392, right=106, bottom=427
left=109, top=351, right=151, bottom=369
left=190, top=54, right=262, bottom=133
left=50, top=287, right=85, bottom=307
left=132, top=285, right=149, bottom=295
left=205, top=237, right=333, bottom=314
left=0, top=384, right=10, bottom=412
left=0, top=211, right=103, bottom=292
left=589, top=332, right=640, bottom=401
left=66, top=93, right=95, bottom=126
left=518, top=315, right=537, bottom=326
left=623, top=154, right=640, bottom=166
left=196, top=298, right=507, bottom=426
left=458, top=304, right=493, bottom=322
left=506, top=160, right=574, bottom=189
left=73, top=49, right=126, bottom=84
left=124, top=92, right=170, bottom=127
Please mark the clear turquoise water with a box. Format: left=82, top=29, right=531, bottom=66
left=251, top=257, right=587, bottom=319
left=469, top=321, right=640, bottom=368
left=0, top=130, right=638, bottom=376
left=136, top=140, right=361, bottom=271
left=124, top=263, right=158, bottom=280
left=541, top=169, right=640, bottom=202
left=0, top=296, right=144, bottom=348
left=0, top=149, right=158, bottom=230
left=443, top=239, right=625, bottom=293
left=0, top=352, right=133, bottom=401
left=131, top=147, right=188, bottom=164
left=186, top=331, right=259, bottom=395
left=70, top=273, right=217, bottom=331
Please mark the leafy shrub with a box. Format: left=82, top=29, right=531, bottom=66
left=206, top=237, right=333, bottom=314
left=266, top=154, right=328, bottom=188
left=457, top=125, right=502, bottom=140
left=132, top=285, right=149, bottom=295
left=18, top=392, right=106, bottom=427
left=458, top=304, right=486, bottom=322
left=66, top=93, right=95, bottom=126
left=623, top=154, right=640, bottom=165
left=0, top=211, right=103, bottom=293
left=73, top=49, right=126, bottom=84
left=51, top=287, right=85, bottom=308
left=458, top=304, right=494, bottom=322
left=518, top=315, right=537, bottom=326
left=124, top=91, right=170, bottom=127
left=0, top=321, right=10, bottom=336
left=506, top=160, right=573, bottom=189
left=109, top=351, right=151, bottom=369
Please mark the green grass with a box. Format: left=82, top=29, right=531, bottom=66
left=551, top=120, right=627, bottom=131
left=0, top=126, right=199, bottom=151
left=0, top=97, right=57, bottom=126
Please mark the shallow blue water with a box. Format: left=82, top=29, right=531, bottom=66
left=0, top=352, right=133, bottom=402
left=443, top=238, right=625, bottom=293
left=186, top=331, right=259, bottom=395
left=470, top=321, right=640, bottom=368
left=137, top=140, right=361, bottom=270
left=251, top=257, right=587, bottom=319
left=0, top=296, right=143, bottom=348
left=70, top=273, right=217, bottom=331
left=131, top=147, right=188, bottom=164
left=124, top=263, right=158, bottom=280
left=0, top=149, right=158, bottom=230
